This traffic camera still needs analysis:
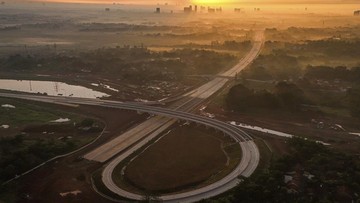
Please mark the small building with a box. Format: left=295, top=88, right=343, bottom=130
left=155, top=7, right=160, bottom=13
left=354, top=10, right=360, bottom=16
left=208, top=7, right=215, bottom=13
left=184, top=5, right=192, bottom=13
left=105, top=8, right=110, bottom=11
left=234, top=8, right=242, bottom=13
left=208, top=7, right=221, bottom=13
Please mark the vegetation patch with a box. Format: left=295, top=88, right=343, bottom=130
left=204, top=137, right=360, bottom=203
left=124, top=125, right=226, bottom=192
left=0, top=98, right=103, bottom=184
left=0, top=47, right=237, bottom=81
left=0, top=98, right=77, bottom=126
left=226, top=81, right=307, bottom=112
left=113, top=124, right=241, bottom=194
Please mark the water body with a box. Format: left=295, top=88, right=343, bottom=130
left=0, top=79, right=109, bottom=99
left=229, top=121, right=331, bottom=146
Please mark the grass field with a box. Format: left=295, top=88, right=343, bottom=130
left=124, top=125, right=226, bottom=192
left=0, top=97, right=103, bottom=187
left=0, top=97, right=83, bottom=127
left=113, top=124, right=241, bottom=194
left=253, top=138, right=273, bottom=171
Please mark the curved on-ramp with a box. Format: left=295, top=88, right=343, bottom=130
left=98, top=102, right=260, bottom=202
left=99, top=30, right=264, bottom=203
left=0, top=92, right=260, bottom=202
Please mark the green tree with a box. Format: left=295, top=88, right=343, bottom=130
left=226, top=84, right=253, bottom=111
left=346, top=87, right=360, bottom=118
left=274, top=81, right=305, bottom=109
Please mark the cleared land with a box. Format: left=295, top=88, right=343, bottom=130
left=119, top=125, right=236, bottom=193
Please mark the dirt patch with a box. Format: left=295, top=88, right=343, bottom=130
left=122, top=125, right=228, bottom=193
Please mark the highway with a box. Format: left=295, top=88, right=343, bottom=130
left=0, top=91, right=260, bottom=203
left=84, top=30, right=264, bottom=163
left=0, top=30, right=264, bottom=202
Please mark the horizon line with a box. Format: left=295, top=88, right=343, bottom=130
left=23, top=0, right=360, bottom=5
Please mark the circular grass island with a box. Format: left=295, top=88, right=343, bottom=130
left=112, top=124, right=242, bottom=195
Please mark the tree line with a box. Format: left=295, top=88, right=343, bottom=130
left=226, top=82, right=307, bottom=111
left=202, top=137, right=360, bottom=203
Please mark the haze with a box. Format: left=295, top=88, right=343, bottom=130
left=22, top=0, right=360, bottom=5
left=0, top=0, right=359, bottom=203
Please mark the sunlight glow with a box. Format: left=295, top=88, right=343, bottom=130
left=191, top=0, right=234, bottom=5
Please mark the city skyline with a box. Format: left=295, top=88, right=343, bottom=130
left=23, top=0, right=360, bottom=5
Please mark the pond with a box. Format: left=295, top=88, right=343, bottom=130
left=0, top=79, right=109, bottom=99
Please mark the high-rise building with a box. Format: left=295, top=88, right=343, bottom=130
left=156, top=7, right=161, bottom=13
left=234, top=8, right=242, bottom=13
left=354, top=10, right=360, bottom=16
left=208, top=7, right=215, bottom=13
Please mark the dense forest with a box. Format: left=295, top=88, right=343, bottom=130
left=226, top=82, right=307, bottom=111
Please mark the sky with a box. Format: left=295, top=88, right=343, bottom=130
left=26, top=0, right=360, bottom=5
